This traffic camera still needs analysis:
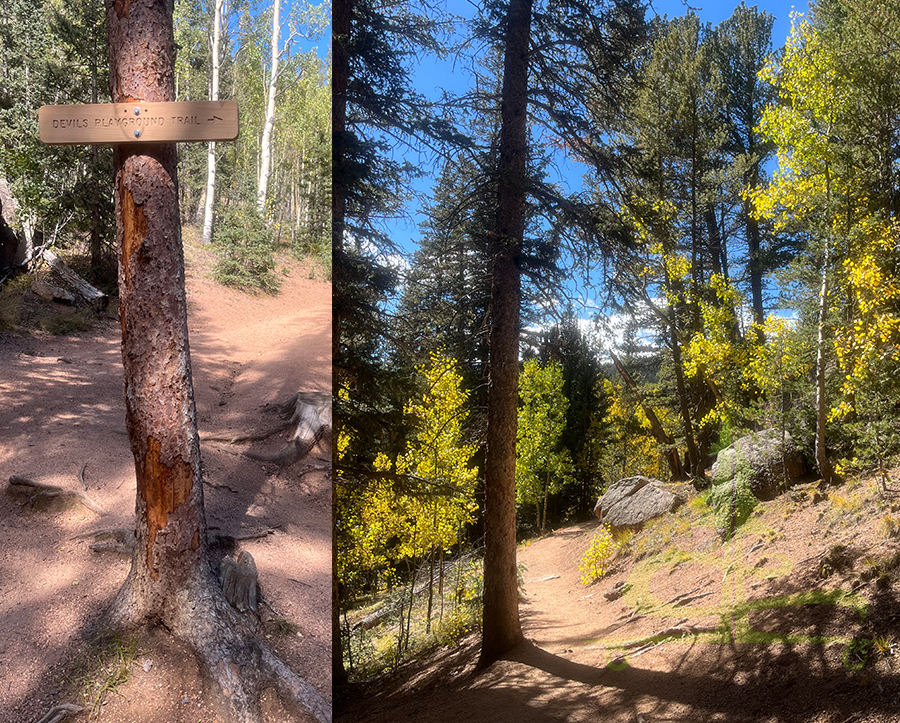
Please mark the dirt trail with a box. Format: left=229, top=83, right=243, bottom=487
left=0, top=249, right=331, bottom=723
left=340, top=485, right=900, bottom=723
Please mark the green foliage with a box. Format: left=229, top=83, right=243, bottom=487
left=600, top=376, right=672, bottom=483
left=40, top=309, right=91, bottom=335
left=578, top=525, right=616, bottom=585
left=338, top=352, right=478, bottom=593
left=516, top=358, right=575, bottom=531
left=751, top=4, right=900, bottom=470
left=0, top=0, right=114, bottom=265
left=343, top=554, right=483, bottom=679
left=212, top=205, right=280, bottom=293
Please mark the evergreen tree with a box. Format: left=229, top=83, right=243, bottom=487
left=539, top=309, right=611, bottom=515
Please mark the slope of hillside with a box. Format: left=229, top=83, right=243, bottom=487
left=339, top=473, right=900, bottom=722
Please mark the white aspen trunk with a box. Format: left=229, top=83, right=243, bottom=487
left=815, top=237, right=834, bottom=485
left=201, top=0, right=224, bottom=244
left=257, top=0, right=280, bottom=215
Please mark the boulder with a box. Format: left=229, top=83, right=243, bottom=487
left=711, top=429, right=806, bottom=501
left=593, top=476, right=685, bottom=530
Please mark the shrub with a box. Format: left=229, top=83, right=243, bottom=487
left=213, top=205, right=280, bottom=293
left=579, top=525, right=616, bottom=585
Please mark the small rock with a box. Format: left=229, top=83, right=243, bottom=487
left=141, top=659, right=153, bottom=672
left=604, top=581, right=629, bottom=601
left=181, top=697, right=190, bottom=705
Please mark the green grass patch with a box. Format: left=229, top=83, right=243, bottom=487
left=67, top=634, right=140, bottom=719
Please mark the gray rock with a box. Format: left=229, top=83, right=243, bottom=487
left=711, top=429, right=806, bottom=501
left=593, top=476, right=685, bottom=530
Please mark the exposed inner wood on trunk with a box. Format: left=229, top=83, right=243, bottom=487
left=140, top=435, right=195, bottom=576
left=120, top=185, right=147, bottom=284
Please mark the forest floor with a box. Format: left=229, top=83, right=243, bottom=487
left=0, top=232, right=331, bottom=723
left=338, top=470, right=900, bottom=722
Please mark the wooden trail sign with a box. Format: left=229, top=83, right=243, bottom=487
left=39, top=100, right=239, bottom=145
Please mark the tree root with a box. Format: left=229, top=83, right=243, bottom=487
left=73, top=527, right=136, bottom=553
left=8, top=475, right=107, bottom=515
left=609, top=618, right=719, bottom=664
left=207, top=395, right=332, bottom=468
left=33, top=703, right=85, bottom=723
left=76, top=526, right=280, bottom=554
left=95, top=576, right=330, bottom=723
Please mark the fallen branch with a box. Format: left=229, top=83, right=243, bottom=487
left=622, top=618, right=690, bottom=649
left=613, top=619, right=719, bottom=662
left=201, top=425, right=291, bottom=445
left=33, top=703, right=85, bottom=723
left=8, top=475, right=107, bottom=515
left=673, top=591, right=715, bottom=607
left=229, top=527, right=279, bottom=542
left=74, top=527, right=135, bottom=553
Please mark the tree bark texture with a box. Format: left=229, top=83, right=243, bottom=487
left=478, top=0, right=531, bottom=669
left=107, top=0, right=208, bottom=605
left=331, top=0, right=350, bottom=689
left=103, top=2, right=329, bottom=720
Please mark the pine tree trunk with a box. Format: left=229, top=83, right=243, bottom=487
left=478, top=0, right=531, bottom=670
left=101, top=2, right=329, bottom=720
left=331, top=0, right=351, bottom=689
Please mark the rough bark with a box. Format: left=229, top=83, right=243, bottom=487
left=746, top=209, right=765, bottom=339
left=332, top=0, right=350, bottom=689
left=478, top=0, right=531, bottom=670
left=101, top=1, right=329, bottom=721
left=670, top=328, right=701, bottom=478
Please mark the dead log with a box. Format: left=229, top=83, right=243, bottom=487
left=31, top=277, right=77, bottom=304
left=40, top=249, right=107, bottom=308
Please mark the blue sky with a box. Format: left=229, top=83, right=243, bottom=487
left=381, top=0, right=809, bottom=337
left=389, top=0, right=808, bottom=247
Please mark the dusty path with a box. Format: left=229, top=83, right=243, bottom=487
left=0, top=248, right=331, bottom=723
left=340, top=489, right=900, bottom=723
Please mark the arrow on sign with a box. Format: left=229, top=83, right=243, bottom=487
left=208, top=115, right=224, bottom=122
